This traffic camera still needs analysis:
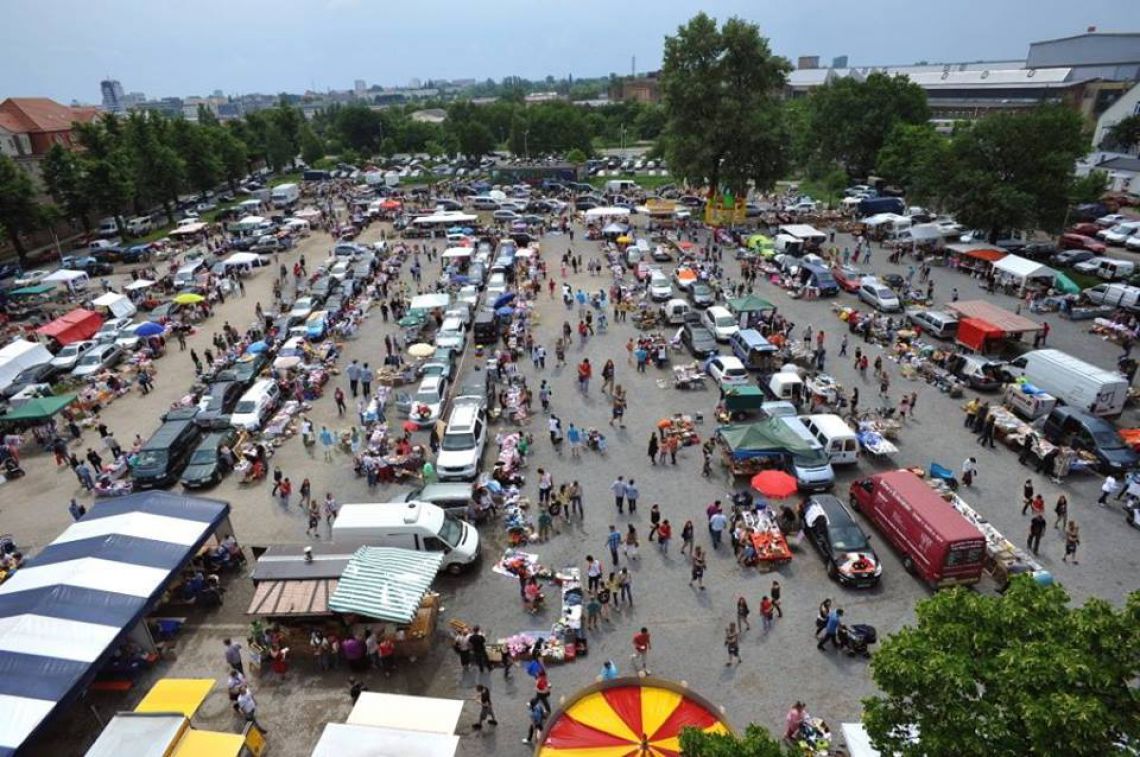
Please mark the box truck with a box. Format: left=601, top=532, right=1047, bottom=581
left=1003, top=349, right=1128, bottom=417
left=270, top=182, right=300, bottom=208
left=849, top=470, right=986, bottom=588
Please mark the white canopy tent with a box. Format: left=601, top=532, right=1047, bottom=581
left=413, top=212, right=478, bottom=225
left=347, top=692, right=464, bottom=733
left=904, top=223, right=945, bottom=241
left=862, top=213, right=907, bottom=228
left=311, top=724, right=458, bottom=757
left=42, top=270, right=87, bottom=284
left=224, top=252, right=266, bottom=267
left=293, top=207, right=322, bottom=220
left=409, top=293, right=450, bottom=311
left=992, top=255, right=1055, bottom=289
left=168, top=222, right=207, bottom=237
left=442, top=247, right=472, bottom=259
left=123, top=278, right=155, bottom=291
left=584, top=206, right=631, bottom=219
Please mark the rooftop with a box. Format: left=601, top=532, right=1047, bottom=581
left=0, top=97, right=99, bottom=133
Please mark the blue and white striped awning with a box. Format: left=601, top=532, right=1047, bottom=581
left=328, top=547, right=442, bottom=625
left=0, top=492, right=229, bottom=756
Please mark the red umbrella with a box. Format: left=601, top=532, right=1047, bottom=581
left=401, top=421, right=418, bottom=433
left=750, top=470, right=798, bottom=499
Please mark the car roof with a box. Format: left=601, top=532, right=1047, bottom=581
left=717, top=355, right=745, bottom=368
left=807, top=494, right=851, bottom=522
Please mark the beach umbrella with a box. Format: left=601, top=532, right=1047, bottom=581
left=750, top=470, right=798, bottom=499
left=135, top=322, right=164, bottom=337
left=246, top=340, right=269, bottom=354
left=616, top=235, right=632, bottom=244
left=492, top=292, right=516, bottom=309
left=173, top=293, right=204, bottom=305
left=407, top=343, right=435, bottom=358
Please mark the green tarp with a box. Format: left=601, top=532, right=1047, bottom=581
left=328, top=546, right=443, bottom=624
left=1052, top=271, right=1080, bottom=295
left=1, top=393, right=77, bottom=423
left=8, top=284, right=56, bottom=296
left=717, top=420, right=814, bottom=460
left=726, top=294, right=775, bottom=314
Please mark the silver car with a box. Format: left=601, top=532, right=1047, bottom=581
left=72, top=344, right=123, bottom=378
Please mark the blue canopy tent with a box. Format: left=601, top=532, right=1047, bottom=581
left=0, top=492, right=231, bottom=756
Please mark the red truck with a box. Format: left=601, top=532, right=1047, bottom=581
left=849, top=470, right=986, bottom=588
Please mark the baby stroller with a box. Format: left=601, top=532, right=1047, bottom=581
left=837, top=623, right=877, bottom=658
left=928, top=462, right=959, bottom=491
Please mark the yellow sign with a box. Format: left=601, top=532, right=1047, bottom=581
left=244, top=725, right=267, bottom=756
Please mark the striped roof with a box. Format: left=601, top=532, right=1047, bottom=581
left=328, top=547, right=442, bottom=624
left=0, top=492, right=229, bottom=756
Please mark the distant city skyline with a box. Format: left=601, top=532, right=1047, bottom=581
left=1, top=0, right=1137, bottom=103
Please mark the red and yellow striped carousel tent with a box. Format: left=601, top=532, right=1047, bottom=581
left=537, top=677, right=732, bottom=756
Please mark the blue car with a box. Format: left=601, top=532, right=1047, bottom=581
left=304, top=311, right=328, bottom=340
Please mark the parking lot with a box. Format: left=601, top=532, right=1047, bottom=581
left=8, top=200, right=1139, bottom=756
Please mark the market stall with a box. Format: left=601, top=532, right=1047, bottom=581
left=725, top=294, right=776, bottom=329
left=716, top=420, right=814, bottom=477
left=0, top=393, right=77, bottom=426
left=536, top=677, right=732, bottom=755
left=946, top=300, right=1041, bottom=355
left=36, top=307, right=103, bottom=346
left=991, top=255, right=1056, bottom=294
left=85, top=713, right=253, bottom=757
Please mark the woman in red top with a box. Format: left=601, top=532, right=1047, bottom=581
left=269, top=644, right=289, bottom=678
left=534, top=671, right=552, bottom=713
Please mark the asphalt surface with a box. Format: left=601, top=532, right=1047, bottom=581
left=13, top=209, right=1139, bottom=756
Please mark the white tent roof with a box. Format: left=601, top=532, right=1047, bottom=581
left=42, top=270, right=87, bottom=283
left=347, top=692, right=463, bottom=734
left=0, top=339, right=47, bottom=361
left=409, top=293, right=450, bottom=311
left=442, top=247, right=472, bottom=259
left=91, top=292, right=127, bottom=308
left=906, top=223, right=945, bottom=240
left=413, top=213, right=477, bottom=225
left=862, top=213, right=907, bottom=227
left=293, top=207, right=321, bottom=220
left=778, top=224, right=827, bottom=239
left=312, top=723, right=458, bottom=757
left=585, top=206, right=631, bottom=219
left=224, top=252, right=264, bottom=266
left=123, top=279, right=155, bottom=291
left=992, top=255, right=1054, bottom=281
left=168, top=222, right=207, bottom=236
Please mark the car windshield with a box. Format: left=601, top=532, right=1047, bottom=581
left=78, top=352, right=103, bottom=365
left=59, top=344, right=81, bottom=356
left=414, top=388, right=441, bottom=404
left=714, top=315, right=734, bottom=328
left=234, top=400, right=257, bottom=414
left=793, top=448, right=829, bottom=467
left=725, top=367, right=747, bottom=378
left=441, top=431, right=475, bottom=451
left=134, top=449, right=166, bottom=468
left=190, top=448, right=217, bottom=465
left=1092, top=430, right=1124, bottom=449
left=828, top=524, right=869, bottom=552
left=438, top=516, right=463, bottom=548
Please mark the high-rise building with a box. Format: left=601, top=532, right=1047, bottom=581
left=354, top=79, right=367, bottom=96
left=100, top=79, right=124, bottom=112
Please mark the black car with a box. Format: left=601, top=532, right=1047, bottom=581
left=1020, top=242, right=1057, bottom=261
left=802, top=495, right=881, bottom=587
left=1051, top=249, right=1094, bottom=267
left=3, top=362, right=60, bottom=399
left=181, top=429, right=238, bottom=488
left=215, top=353, right=269, bottom=388
left=880, top=273, right=905, bottom=290
left=195, top=381, right=245, bottom=428
left=681, top=323, right=719, bottom=358
left=1041, top=407, right=1138, bottom=474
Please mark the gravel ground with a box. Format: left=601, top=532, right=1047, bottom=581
left=14, top=211, right=1138, bottom=756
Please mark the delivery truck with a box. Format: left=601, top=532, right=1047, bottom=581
left=1002, top=349, right=1128, bottom=417
left=849, top=470, right=986, bottom=588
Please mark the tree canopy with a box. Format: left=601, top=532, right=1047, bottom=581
left=803, top=72, right=930, bottom=178
left=864, top=579, right=1140, bottom=757
left=1102, top=114, right=1140, bottom=152
left=0, top=154, right=44, bottom=261
left=659, top=13, right=791, bottom=195
left=679, top=724, right=793, bottom=756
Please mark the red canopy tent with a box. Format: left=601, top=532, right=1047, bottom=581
left=948, top=300, right=1040, bottom=354
left=36, top=308, right=102, bottom=346
left=955, top=317, right=1004, bottom=352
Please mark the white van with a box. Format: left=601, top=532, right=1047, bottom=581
left=230, top=378, right=281, bottom=430
left=801, top=414, right=859, bottom=464
left=174, top=260, right=207, bottom=288
left=1095, top=258, right=1136, bottom=281
left=126, top=216, right=153, bottom=235
left=1003, top=349, right=1128, bottom=418
left=471, top=196, right=500, bottom=210
left=1083, top=283, right=1140, bottom=311
left=331, top=501, right=480, bottom=573
left=604, top=179, right=639, bottom=195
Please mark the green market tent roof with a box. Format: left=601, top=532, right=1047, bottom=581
left=1052, top=270, right=1080, bottom=295
left=717, top=420, right=814, bottom=460
left=1, top=393, right=77, bottom=423
left=328, top=547, right=442, bottom=624
left=8, top=284, right=56, bottom=296
left=726, top=294, right=775, bottom=314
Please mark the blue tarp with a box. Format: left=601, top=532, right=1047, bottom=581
left=0, top=492, right=229, bottom=756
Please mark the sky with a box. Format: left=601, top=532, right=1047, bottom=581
left=1, top=0, right=1136, bottom=103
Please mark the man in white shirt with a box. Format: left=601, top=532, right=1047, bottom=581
left=236, top=686, right=267, bottom=732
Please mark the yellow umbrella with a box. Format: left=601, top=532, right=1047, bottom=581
left=407, top=343, right=435, bottom=358
left=173, top=293, right=205, bottom=305
left=616, top=235, right=632, bottom=244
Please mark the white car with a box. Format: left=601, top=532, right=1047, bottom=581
left=485, top=273, right=508, bottom=300
left=328, top=261, right=351, bottom=281
left=1073, top=256, right=1111, bottom=275
left=492, top=209, right=520, bottom=222
left=114, top=323, right=146, bottom=351
left=94, top=317, right=134, bottom=345
left=1096, top=213, right=1127, bottom=228
left=702, top=306, right=740, bottom=342
left=648, top=270, right=673, bottom=301
left=456, top=285, right=479, bottom=309
left=1125, top=235, right=1140, bottom=252
left=13, top=269, right=49, bottom=287
left=289, top=297, right=316, bottom=321
left=435, top=399, right=489, bottom=481
left=1100, top=222, right=1140, bottom=246
left=399, top=375, right=450, bottom=429
left=71, top=344, right=123, bottom=378
left=50, top=340, right=95, bottom=370
left=706, top=355, right=750, bottom=388
left=858, top=281, right=901, bottom=312
left=434, top=326, right=466, bottom=353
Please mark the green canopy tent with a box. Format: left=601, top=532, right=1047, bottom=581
left=726, top=294, right=775, bottom=316
left=717, top=420, right=814, bottom=460
left=1052, top=270, right=1080, bottom=295
left=8, top=284, right=56, bottom=297
left=0, top=393, right=77, bottom=424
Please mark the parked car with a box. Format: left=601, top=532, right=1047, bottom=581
left=195, top=381, right=245, bottom=428
left=49, top=340, right=95, bottom=371
left=435, top=398, right=489, bottom=481
left=858, top=281, right=901, bottom=312
left=2, top=362, right=61, bottom=399
left=706, top=355, right=749, bottom=387
left=681, top=322, right=719, bottom=358
left=802, top=494, right=882, bottom=587
left=831, top=265, right=865, bottom=293
left=1073, top=256, right=1111, bottom=275
left=648, top=270, right=673, bottom=301
left=702, top=306, right=740, bottom=342
left=71, top=343, right=123, bottom=377
left=906, top=309, right=959, bottom=339
left=1059, top=233, right=1107, bottom=255
left=289, top=296, right=316, bottom=322
left=688, top=281, right=715, bottom=308
left=1051, top=248, right=1096, bottom=267
left=398, top=375, right=450, bottom=429
left=180, top=428, right=238, bottom=488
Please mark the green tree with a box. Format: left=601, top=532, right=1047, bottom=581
left=1069, top=169, right=1109, bottom=205
left=679, top=724, right=794, bottom=756
left=659, top=13, right=791, bottom=195
left=633, top=103, right=666, bottom=141
left=864, top=580, right=1140, bottom=757
left=333, top=103, right=385, bottom=155
left=1102, top=114, right=1140, bottom=151
left=264, top=123, right=295, bottom=171
left=943, top=106, right=1086, bottom=239
left=215, top=127, right=249, bottom=192
left=299, top=123, right=325, bottom=166
left=173, top=120, right=222, bottom=198
left=42, top=144, right=94, bottom=233
left=807, top=72, right=930, bottom=178
left=0, top=155, right=43, bottom=263
left=565, top=148, right=588, bottom=165
left=875, top=123, right=950, bottom=208
left=123, top=113, right=185, bottom=224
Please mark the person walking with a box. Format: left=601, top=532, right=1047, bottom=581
left=586, top=555, right=603, bottom=593
left=277, top=477, right=292, bottom=507
left=724, top=622, right=741, bottom=666
left=534, top=669, right=552, bottom=714
left=623, top=525, right=639, bottom=561
left=1062, top=520, right=1080, bottom=564
left=624, top=479, right=639, bottom=514
left=617, top=567, right=633, bottom=606
left=647, top=433, right=658, bottom=465
left=610, top=476, right=626, bottom=514
left=224, top=638, right=244, bottom=674
left=657, top=520, right=672, bottom=554
left=360, top=363, right=372, bottom=397
left=470, top=626, right=490, bottom=673
left=961, top=457, right=977, bottom=487
left=236, top=686, right=268, bottom=732
left=770, top=580, right=783, bottom=618
left=334, top=386, right=346, bottom=417
left=67, top=498, right=86, bottom=521
left=1097, top=475, right=1118, bottom=506
left=1054, top=495, right=1069, bottom=529
left=817, top=607, right=843, bottom=651
left=1021, top=480, right=1034, bottom=515
left=679, top=520, right=694, bottom=555
left=736, top=596, right=751, bottom=631
left=647, top=504, right=662, bottom=541
left=630, top=627, right=652, bottom=675
left=760, top=595, right=775, bottom=631
left=1028, top=513, right=1047, bottom=555
left=709, top=509, right=728, bottom=550
left=689, top=546, right=706, bottom=590
left=347, top=360, right=360, bottom=398
left=320, top=426, right=335, bottom=462
left=471, top=684, right=498, bottom=730
left=523, top=698, right=547, bottom=745
left=606, top=525, right=622, bottom=567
